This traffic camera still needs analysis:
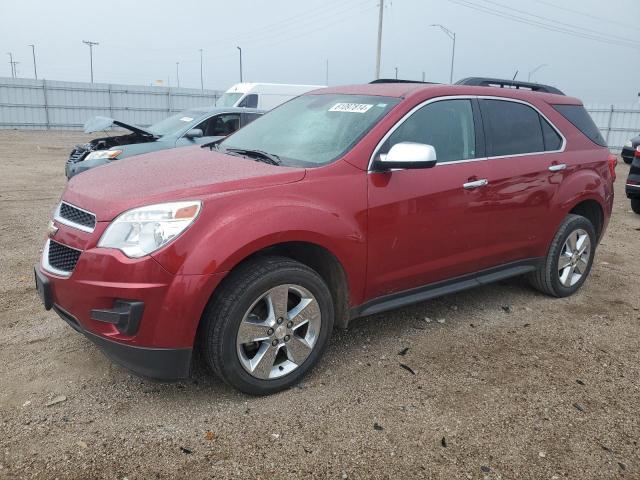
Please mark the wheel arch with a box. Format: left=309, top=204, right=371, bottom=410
left=568, top=198, right=605, bottom=241
left=202, top=239, right=353, bottom=334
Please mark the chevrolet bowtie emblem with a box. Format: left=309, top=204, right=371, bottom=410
left=47, top=220, right=59, bottom=238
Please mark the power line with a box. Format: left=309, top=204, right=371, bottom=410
left=445, top=0, right=640, bottom=50
left=475, top=0, right=640, bottom=47
left=531, top=0, right=638, bottom=31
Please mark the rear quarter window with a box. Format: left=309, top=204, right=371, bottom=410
left=552, top=104, right=606, bottom=147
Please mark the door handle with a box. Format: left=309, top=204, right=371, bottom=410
left=463, top=179, right=488, bottom=189
left=548, top=163, right=567, bottom=172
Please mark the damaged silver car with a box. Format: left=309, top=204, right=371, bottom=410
left=66, top=107, right=263, bottom=178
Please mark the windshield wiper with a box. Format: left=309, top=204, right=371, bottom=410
left=201, top=138, right=224, bottom=150
left=225, top=148, right=281, bottom=166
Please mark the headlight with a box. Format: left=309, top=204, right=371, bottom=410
left=98, top=201, right=202, bottom=258
left=85, top=149, right=122, bottom=161
left=625, top=140, right=633, bottom=148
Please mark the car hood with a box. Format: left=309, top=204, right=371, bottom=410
left=63, top=146, right=306, bottom=221
left=84, top=116, right=157, bottom=138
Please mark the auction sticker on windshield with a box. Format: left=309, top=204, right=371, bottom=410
left=329, top=103, right=373, bottom=113
left=180, top=117, right=194, bottom=122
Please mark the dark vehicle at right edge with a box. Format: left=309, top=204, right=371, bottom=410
left=621, top=135, right=640, bottom=164
left=625, top=145, right=640, bottom=214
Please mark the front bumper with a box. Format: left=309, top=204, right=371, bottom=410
left=36, top=233, right=225, bottom=380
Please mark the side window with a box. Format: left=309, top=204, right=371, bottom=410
left=381, top=99, right=476, bottom=163
left=540, top=117, right=563, bottom=151
left=196, top=114, right=241, bottom=137
left=238, top=94, right=258, bottom=108
left=480, top=100, right=545, bottom=156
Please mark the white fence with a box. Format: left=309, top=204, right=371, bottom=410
left=584, top=103, right=639, bottom=152
left=0, top=77, right=223, bottom=130
left=0, top=77, right=638, bottom=150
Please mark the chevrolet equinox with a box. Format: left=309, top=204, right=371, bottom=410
left=35, top=78, right=616, bottom=395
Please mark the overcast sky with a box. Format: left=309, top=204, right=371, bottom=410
left=1, top=0, right=639, bottom=103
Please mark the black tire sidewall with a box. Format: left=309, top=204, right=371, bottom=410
left=631, top=199, right=640, bottom=215
left=548, top=216, right=597, bottom=297
left=214, top=264, right=334, bottom=395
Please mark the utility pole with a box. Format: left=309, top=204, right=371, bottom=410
left=422, top=71, right=425, bottom=82
left=394, top=67, right=398, bottom=79
left=199, top=49, right=204, bottom=90
left=237, top=46, right=243, bottom=82
left=28, top=44, right=37, bottom=79
left=7, top=52, right=17, bottom=78
left=325, top=59, right=329, bottom=85
left=375, top=0, right=384, bottom=79
left=176, top=62, right=180, bottom=88
left=430, top=24, right=456, bottom=84
left=82, top=40, right=99, bottom=83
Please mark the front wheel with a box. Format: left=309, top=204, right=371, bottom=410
left=631, top=199, right=640, bottom=215
left=528, top=214, right=597, bottom=298
left=200, top=256, right=334, bottom=395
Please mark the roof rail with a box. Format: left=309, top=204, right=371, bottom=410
left=456, top=77, right=565, bottom=95
left=370, top=79, right=439, bottom=85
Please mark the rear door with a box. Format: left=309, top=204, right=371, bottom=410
left=366, top=98, right=492, bottom=299
left=479, top=98, right=566, bottom=266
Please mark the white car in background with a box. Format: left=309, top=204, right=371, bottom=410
left=217, top=82, right=326, bottom=110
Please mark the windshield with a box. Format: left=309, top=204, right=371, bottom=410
left=217, top=93, right=243, bottom=107
left=147, top=110, right=202, bottom=136
left=220, top=94, right=399, bottom=166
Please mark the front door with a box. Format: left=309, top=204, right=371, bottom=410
left=366, top=98, right=491, bottom=300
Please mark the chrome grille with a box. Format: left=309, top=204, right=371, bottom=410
left=48, top=240, right=81, bottom=273
left=55, top=202, right=96, bottom=232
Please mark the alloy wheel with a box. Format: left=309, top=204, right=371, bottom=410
left=558, top=228, right=591, bottom=288
left=236, top=284, right=321, bottom=380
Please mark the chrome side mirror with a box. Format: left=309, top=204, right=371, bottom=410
left=374, top=142, right=437, bottom=170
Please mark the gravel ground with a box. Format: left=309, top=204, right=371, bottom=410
left=0, top=130, right=639, bottom=479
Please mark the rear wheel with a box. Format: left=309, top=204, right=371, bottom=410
left=631, top=199, right=640, bottom=215
left=200, top=256, right=334, bottom=395
left=528, top=214, right=596, bottom=298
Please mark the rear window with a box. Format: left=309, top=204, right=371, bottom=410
left=480, top=99, right=545, bottom=156
left=553, top=105, right=606, bottom=147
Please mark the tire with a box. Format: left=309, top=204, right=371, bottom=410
left=623, top=157, right=633, bottom=165
left=632, top=199, right=640, bottom=215
left=200, top=256, right=334, bottom=395
left=528, top=214, right=597, bottom=298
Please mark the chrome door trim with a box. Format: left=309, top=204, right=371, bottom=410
left=367, top=95, right=567, bottom=172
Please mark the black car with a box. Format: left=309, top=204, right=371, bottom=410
left=621, top=135, right=640, bottom=164
left=626, top=146, right=640, bottom=214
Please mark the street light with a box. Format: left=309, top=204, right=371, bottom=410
left=237, top=46, right=243, bottom=82
left=430, top=24, right=456, bottom=84
left=528, top=64, right=548, bottom=82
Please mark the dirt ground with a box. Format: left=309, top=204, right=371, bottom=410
left=0, top=130, right=638, bottom=479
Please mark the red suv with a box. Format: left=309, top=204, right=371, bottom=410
left=35, top=78, right=615, bottom=395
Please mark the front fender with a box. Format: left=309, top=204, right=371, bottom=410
left=152, top=171, right=368, bottom=304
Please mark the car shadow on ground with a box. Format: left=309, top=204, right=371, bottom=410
left=112, top=274, right=548, bottom=401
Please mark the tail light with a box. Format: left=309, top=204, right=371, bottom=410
left=608, top=153, right=617, bottom=181
left=635, top=146, right=640, bottom=158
